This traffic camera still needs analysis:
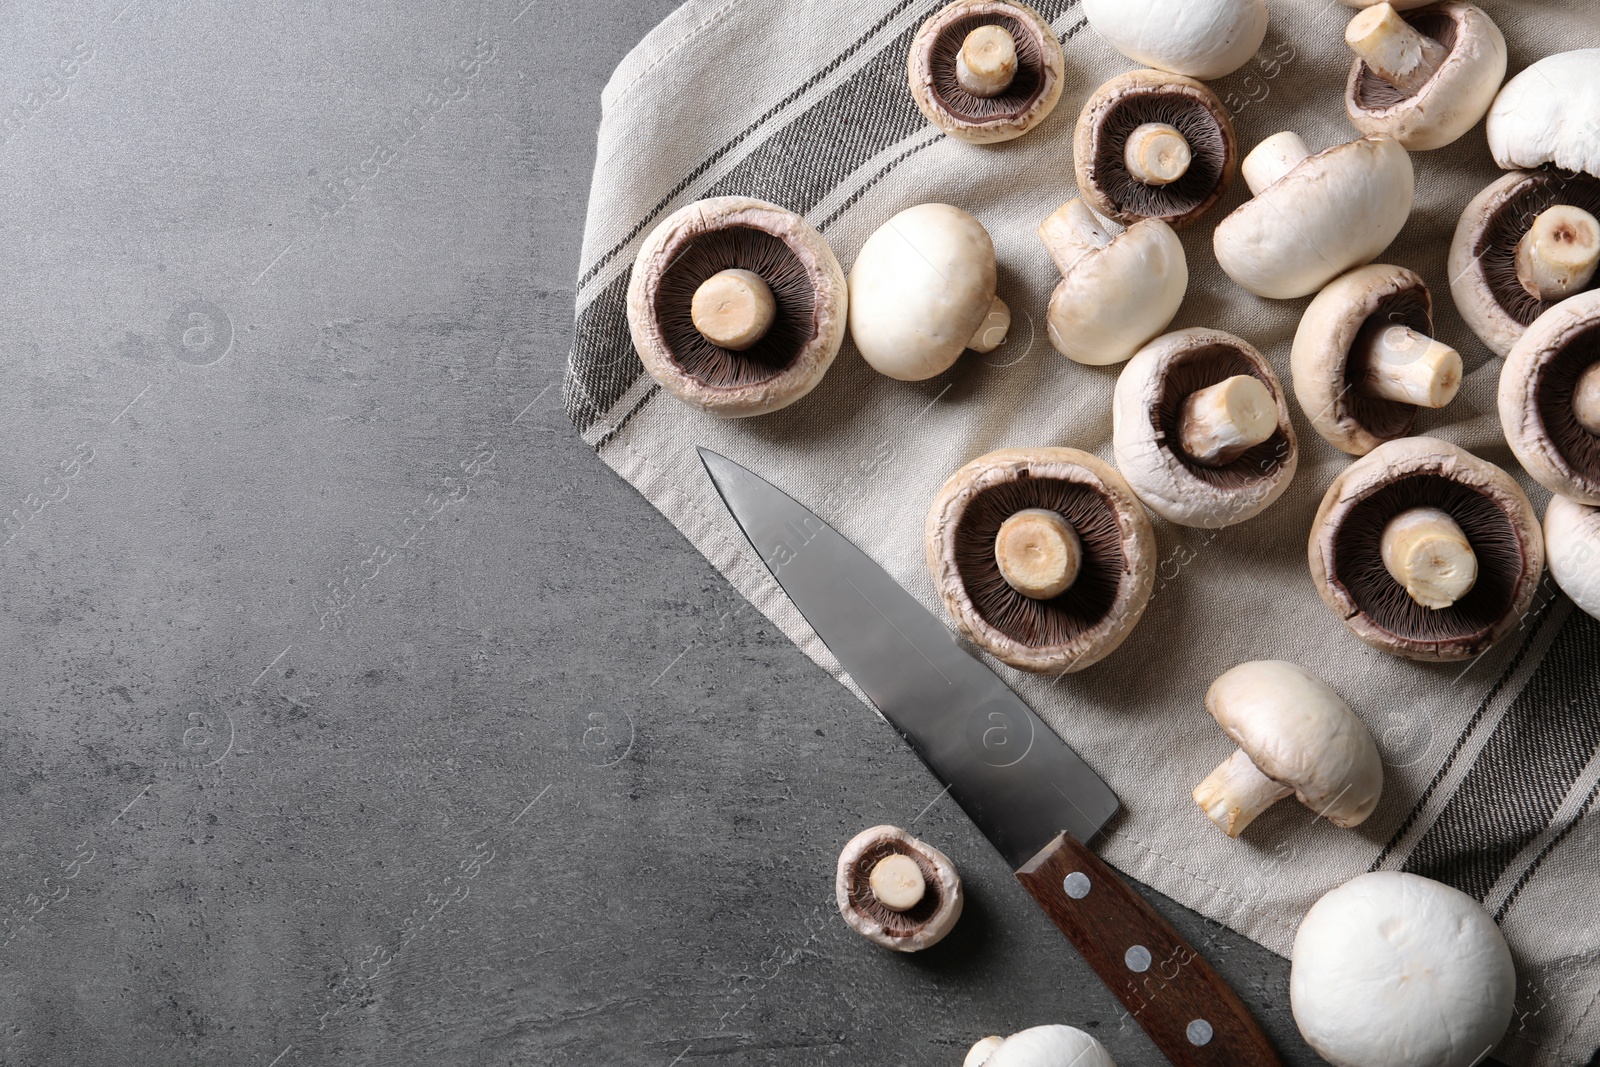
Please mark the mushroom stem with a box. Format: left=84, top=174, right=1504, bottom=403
left=1038, top=198, right=1112, bottom=275
left=967, top=295, right=1012, bottom=354
left=1345, top=2, right=1448, bottom=95
left=1576, top=364, right=1600, bottom=437
left=1381, top=506, right=1478, bottom=609
left=1241, top=131, right=1312, bottom=195
left=1193, top=748, right=1294, bottom=838
left=1355, top=320, right=1463, bottom=408
left=1514, top=206, right=1600, bottom=302
left=1178, top=375, right=1278, bottom=467
left=995, top=508, right=1082, bottom=600
left=691, top=269, right=777, bottom=351
left=1124, top=122, right=1193, bottom=187
left=868, top=853, right=927, bottom=912
left=956, top=25, right=1018, bottom=98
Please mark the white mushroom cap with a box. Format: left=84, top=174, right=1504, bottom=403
left=1546, top=495, right=1600, bottom=621
left=1214, top=135, right=1414, bottom=300
left=1081, top=0, right=1267, bottom=81
left=849, top=203, right=1004, bottom=381
left=1487, top=50, right=1600, bottom=177
left=835, top=825, right=963, bottom=952
left=1499, top=288, right=1600, bottom=506
left=968, top=1026, right=1117, bottom=1067
left=1291, top=871, right=1516, bottom=1067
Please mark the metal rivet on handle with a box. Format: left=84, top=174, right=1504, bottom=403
left=1063, top=872, right=1091, bottom=899
left=1124, top=945, right=1152, bottom=973
left=1187, top=1019, right=1214, bottom=1046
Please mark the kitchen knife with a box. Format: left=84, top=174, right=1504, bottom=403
left=698, top=448, right=1284, bottom=1067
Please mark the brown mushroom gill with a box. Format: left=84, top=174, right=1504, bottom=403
left=953, top=478, right=1125, bottom=648
left=1475, top=172, right=1600, bottom=327
left=1350, top=11, right=1458, bottom=109
left=844, top=839, right=946, bottom=938
left=1330, top=475, right=1526, bottom=644
left=1154, top=344, right=1291, bottom=490
left=1533, top=321, right=1600, bottom=484
left=1343, top=286, right=1431, bottom=440
left=929, top=14, right=1047, bottom=122
left=654, top=226, right=817, bottom=389
left=1090, top=92, right=1230, bottom=222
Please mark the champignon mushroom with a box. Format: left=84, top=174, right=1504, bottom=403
left=926, top=448, right=1155, bottom=674
left=1291, top=871, right=1517, bottom=1067
left=1342, top=2, right=1505, bottom=152
left=1449, top=170, right=1600, bottom=358
left=1193, top=661, right=1381, bottom=839
left=849, top=203, right=1008, bottom=382
left=908, top=1, right=1065, bottom=144
left=1339, top=0, right=1436, bottom=8
left=626, top=197, right=848, bottom=418
left=1499, top=289, right=1600, bottom=506
left=1073, top=69, right=1237, bottom=228
left=1487, top=50, right=1600, bottom=178
left=1309, top=437, right=1544, bottom=662
left=1546, top=495, right=1600, bottom=621
left=1038, top=199, right=1187, bottom=366
left=1291, top=264, right=1463, bottom=456
left=964, top=1026, right=1117, bottom=1067
left=835, top=825, right=962, bottom=952
left=1214, top=133, right=1414, bottom=300
left=1081, top=0, right=1267, bottom=81
left=1113, top=328, right=1298, bottom=528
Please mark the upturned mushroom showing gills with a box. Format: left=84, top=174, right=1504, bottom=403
left=964, top=1026, right=1117, bottom=1067
left=908, top=1, right=1065, bottom=145
left=926, top=448, right=1155, bottom=674
left=1499, top=289, right=1600, bottom=506
left=849, top=203, right=1009, bottom=381
left=1309, top=437, right=1544, bottom=662
left=1546, top=496, right=1600, bottom=621
left=626, top=197, right=848, bottom=418
left=835, top=825, right=962, bottom=952
left=1214, top=132, right=1413, bottom=300
left=1038, top=199, right=1187, bottom=366
left=1343, top=1, right=1505, bottom=152
left=1291, top=872, right=1516, bottom=1067
left=1292, top=264, right=1463, bottom=456
left=1113, top=329, right=1298, bottom=528
left=1193, top=661, right=1382, bottom=839
left=1081, top=0, right=1267, bottom=81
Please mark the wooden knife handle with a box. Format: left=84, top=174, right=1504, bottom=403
left=1015, top=833, right=1285, bottom=1067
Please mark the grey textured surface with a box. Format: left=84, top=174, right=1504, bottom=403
left=0, top=1, right=1330, bottom=1063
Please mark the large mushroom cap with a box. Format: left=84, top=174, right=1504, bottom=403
left=1345, top=2, right=1506, bottom=152
left=626, top=197, right=847, bottom=418
left=926, top=448, right=1155, bottom=674
left=1113, top=328, right=1297, bottom=528
left=1546, top=495, right=1600, bottom=621
left=1309, top=437, right=1544, bottom=662
left=835, top=825, right=963, bottom=952
left=1291, top=872, right=1516, bottom=1067
left=970, top=1026, right=1117, bottom=1067
left=1081, top=0, right=1267, bottom=81
left=1499, top=289, right=1600, bottom=505
left=908, top=1, right=1065, bottom=144
left=1487, top=49, right=1600, bottom=176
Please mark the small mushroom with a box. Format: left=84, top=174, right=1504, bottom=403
left=1038, top=199, right=1187, bottom=366
left=1499, top=289, right=1600, bottom=506
left=1193, top=660, right=1382, bottom=838
left=1487, top=49, right=1600, bottom=178
left=1081, top=0, right=1267, bottom=81
left=849, top=203, right=1009, bottom=381
left=964, top=1026, right=1117, bottom=1067
left=1291, top=264, right=1463, bottom=456
left=1309, top=437, right=1544, bottom=662
left=908, top=1, right=1065, bottom=144
left=835, top=825, right=962, bottom=952
left=1291, top=872, right=1517, bottom=1067
left=1343, top=2, right=1506, bottom=152
left=627, top=197, right=848, bottom=417
left=926, top=448, right=1156, bottom=674
left=1113, top=328, right=1298, bottom=528
left=1214, top=132, right=1414, bottom=300
left=1073, top=69, right=1237, bottom=228
left=1545, top=495, right=1600, bottom=621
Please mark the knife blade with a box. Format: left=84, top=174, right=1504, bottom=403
left=699, top=448, right=1285, bottom=1067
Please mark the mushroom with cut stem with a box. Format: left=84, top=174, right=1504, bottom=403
left=1081, top=0, right=1266, bottom=81
left=1038, top=199, right=1187, bottom=366
left=849, top=203, right=1009, bottom=382
left=1214, top=132, right=1414, bottom=300
left=1193, top=660, right=1382, bottom=839
left=926, top=448, right=1156, bottom=674
left=627, top=197, right=848, bottom=418
left=1343, top=1, right=1505, bottom=151
left=1546, top=495, right=1600, bottom=621
left=1499, top=289, right=1600, bottom=506
left=1073, top=69, right=1237, bottom=228
left=964, top=1026, right=1117, bottom=1067
left=1291, top=263, right=1462, bottom=456
left=1113, top=328, right=1298, bottom=528
left=835, top=825, right=962, bottom=952
left=1309, top=437, right=1544, bottom=662
left=1291, top=872, right=1517, bottom=1067
left=908, top=1, right=1065, bottom=145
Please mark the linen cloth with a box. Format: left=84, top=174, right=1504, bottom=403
left=564, top=3, right=1600, bottom=1063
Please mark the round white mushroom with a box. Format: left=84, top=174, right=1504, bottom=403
left=1487, top=49, right=1600, bottom=178
left=908, top=1, right=1067, bottom=145
left=965, top=1025, right=1117, bottom=1067
left=1546, top=495, right=1600, bottom=622
left=835, top=825, right=962, bottom=952
left=1081, top=0, right=1267, bottom=81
